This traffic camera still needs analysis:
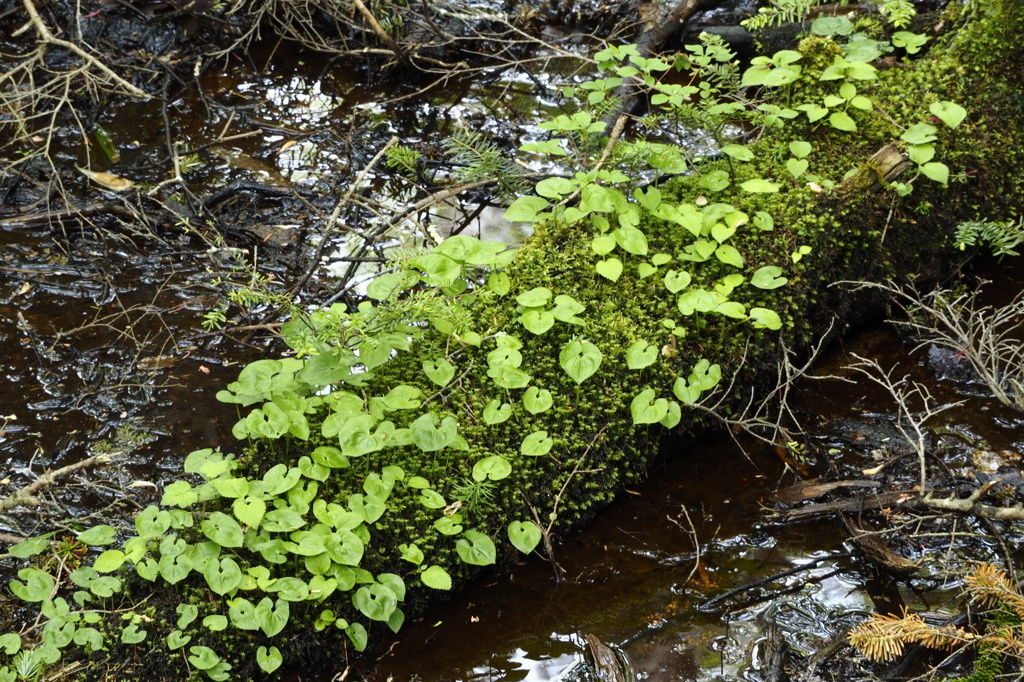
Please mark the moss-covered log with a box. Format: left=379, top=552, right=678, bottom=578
left=6, top=2, right=1024, bottom=681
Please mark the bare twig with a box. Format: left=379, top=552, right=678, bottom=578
left=0, top=454, right=116, bottom=514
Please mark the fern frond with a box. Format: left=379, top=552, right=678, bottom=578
left=741, top=0, right=823, bottom=32
left=955, top=216, right=1024, bottom=257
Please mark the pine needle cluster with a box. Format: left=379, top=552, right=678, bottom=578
left=850, top=564, right=1023, bottom=676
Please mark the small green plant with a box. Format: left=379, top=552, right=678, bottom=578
left=955, top=216, right=1024, bottom=257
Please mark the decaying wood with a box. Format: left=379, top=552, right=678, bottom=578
left=774, top=490, right=928, bottom=522
left=841, top=514, right=920, bottom=575
left=585, top=634, right=628, bottom=682
left=773, top=478, right=882, bottom=504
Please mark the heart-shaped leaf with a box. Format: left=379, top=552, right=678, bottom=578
left=472, top=455, right=512, bottom=482
left=422, top=358, right=455, bottom=387
left=455, top=530, right=496, bottom=566
left=204, top=557, right=242, bottom=595
left=483, top=399, right=512, bottom=425
left=625, top=340, right=658, bottom=370
left=663, top=269, right=691, bottom=293
left=789, top=140, right=812, bottom=159
left=232, top=496, right=266, bottom=528
left=630, top=388, right=669, bottom=424
left=515, top=287, right=552, bottom=307
left=353, top=583, right=398, bottom=622
left=786, top=158, right=808, bottom=178
left=166, top=629, right=191, bottom=651
left=255, top=598, right=290, bottom=637
left=257, top=646, right=283, bottom=674
left=595, top=257, right=623, bottom=282
left=520, top=430, right=553, bottom=457
left=559, top=341, right=603, bottom=384
left=523, top=386, right=553, bottom=414
left=520, top=309, right=555, bottom=335
left=508, top=521, right=542, bottom=555
left=929, top=101, right=966, bottom=129
left=750, top=265, right=788, bottom=290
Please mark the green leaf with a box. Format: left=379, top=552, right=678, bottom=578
left=523, top=386, right=553, bottom=414
left=714, top=244, right=744, bottom=268
left=8, top=534, right=53, bottom=559
left=520, top=309, right=555, bottom=335
left=920, top=162, right=949, bottom=185
left=482, top=399, right=513, bottom=425
left=201, top=512, right=244, bottom=548
left=165, top=629, right=191, bottom=651
left=740, top=179, right=780, bottom=193
left=10, top=568, right=55, bottom=602
left=227, top=598, right=259, bottom=630
left=637, top=263, right=656, bottom=279
left=811, top=15, right=851, bottom=35
left=255, top=598, right=290, bottom=637
left=595, top=257, right=623, bottom=282
left=346, top=622, right=368, bottom=651
left=663, top=269, right=691, bottom=293
left=456, top=530, right=496, bottom=566
left=94, top=550, right=126, bottom=573
left=625, top=340, right=658, bottom=370
left=520, top=430, right=553, bottom=457
left=559, top=340, right=603, bottom=384
left=487, top=272, right=511, bottom=296
left=76, top=525, right=116, bottom=546
left=188, top=646, right=221, bottom=671
left=472, top=455, right=512, bottom=482
left=659, top=401, right=681, bottom=429
left=786, top=158, right=808, bottom=179
left=434, top=514, right=463, bottom=535
left=907, top=144, right=936, bottom=165
left=901, top=123, right=938, bottom=145
left=204, top=557, right=242, bottom=595
left=828, top=111, right=857, bottom=132
left=232, top=496, right=266, bottom=528
left=261, top=508, right=306, bottom=532
left=420, top=565, right=452, bottom=590
left=749, top=307, right=783, bottom=330
left=507, top=521, right=542, bottom=554
left=789, top=141, right=812, bottom=159
left=410, top=412, right=458, bottom=452
left=161, top=481, right=198, bottom=508
left=612, top=225, right=648, bottom=255
left=504, top=195, right=549, bottom=223
left=591, top=234, right=616, bottom=256
left=892, top=30, right=929, bottom=54
left=515, top=287, right=552, bottom=307
left=750, top=265, right=788, bottom=289
left=121, top=624, right=146, bottom=644
left=353, top=583, right=398, bottom=622
left=203, top=615, right=228, bottom=632
left=422, top=358, right=455, bottom=387
left=720, top=144, right=753, bottom=161
left=535, top=177, right=574, bottom=198
left=176, top=603, right=199, bottom=629
left=212, top=476, right=248, bottom=499
left=551, top=295, right=586, bottom=325
left=0, top=634, right=20, bottom=656
left=135, top=505, right=171, bottom=539
left=715, top=301, right=747, bottom=318
left=700, top=170, right=731, bottom=192
left=630, top=388, right=669, bottom=425
left=256, top=646, right=283, bottom=674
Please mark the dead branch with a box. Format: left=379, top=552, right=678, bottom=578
left=0, top=454, right=116, bottom=514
